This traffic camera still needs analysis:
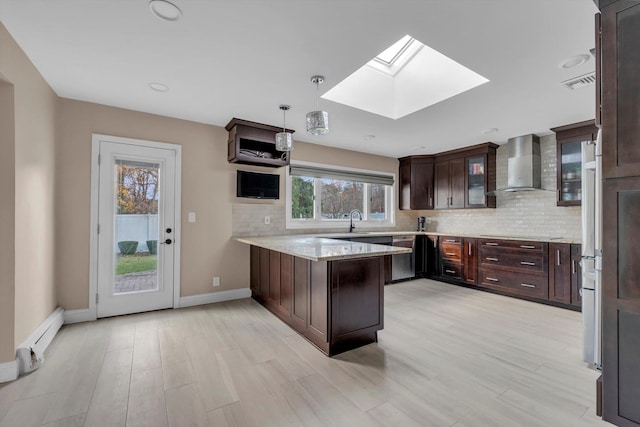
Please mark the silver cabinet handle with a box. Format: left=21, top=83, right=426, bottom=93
left=486, top=257, right=499, bottom=261
left=521, top=283, right=536, bottom=288
left=444, top=239, right=457, bottom=243
left=520, top=245, right=536, bottom=249
left=429, top=197, right=433, bottom=206
left=572, top=260, right=576, bottom=274
left=486, top=242, right=499, bottom=246
left=445, top=269, right=456, bottom=274
left=445, top=252, right=457, bottom=256
left=468, top=243, right=472, bottom=256
left=556, top=249, right=561, bottom=266
left=486, top=277, right=499, bottom=282
left=520, top=261, right=536, bottom=266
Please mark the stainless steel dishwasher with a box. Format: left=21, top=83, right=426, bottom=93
left=391, top=235, right=415, bottom=281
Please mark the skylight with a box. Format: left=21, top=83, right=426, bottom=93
left=374, top=35, right=414, bottom=66
left=322, top=35, right=490, bottom=120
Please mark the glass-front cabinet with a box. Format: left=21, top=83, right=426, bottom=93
left=552, top=120, right=598, bottom=207
left=558, top=141, right=583, bottom=205
left=466, top=156, right=487, bottom=207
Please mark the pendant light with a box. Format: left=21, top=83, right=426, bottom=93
left=306, top=75, right=329, bottom=135
left=275, top=104, right=293, bottom=151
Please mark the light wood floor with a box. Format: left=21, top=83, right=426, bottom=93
left=0, top=279, right=611, bottom=427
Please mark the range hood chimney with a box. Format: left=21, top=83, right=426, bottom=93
left=502, top=134, right=541, bottom=192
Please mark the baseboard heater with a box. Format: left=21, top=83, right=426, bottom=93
left=15, top=307, right=64, bottom=375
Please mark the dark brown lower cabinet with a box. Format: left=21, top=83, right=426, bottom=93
left=463, top=238, right=477, bottom=285
left=549, top=243, right=571, bottom=304
left=249, top=246, right=385, bottom=356
left=602, top=178, right=640, bottom=425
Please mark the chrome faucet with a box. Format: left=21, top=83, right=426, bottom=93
left=348, top=209, right=363, bottom=233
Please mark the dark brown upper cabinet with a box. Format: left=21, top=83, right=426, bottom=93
left=226, top=118, right=293, bottom=168
left=551, top=120, right=598, bottom=207
left=435, top=142, right=497, bottom=210
left=398, top=155, right=434, bottom=210
left=601, top=1, right=640, bottom=179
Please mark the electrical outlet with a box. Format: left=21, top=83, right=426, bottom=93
left=213, top=276, right=220, bottom=287
left=264, top=216, right=271, bottom=224
left=188, top=212, right=196, bottom=223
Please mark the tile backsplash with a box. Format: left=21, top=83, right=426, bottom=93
left=232, top=134, right=581, bottom=240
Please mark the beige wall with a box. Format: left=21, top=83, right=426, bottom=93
left=0, top=79, right=16, bottom=363
left=0, top=22, right=58, bottom=358
left=55, top=98, right=407, bottom=309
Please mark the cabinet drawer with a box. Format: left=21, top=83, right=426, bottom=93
left=440, top=237, right=462, bottom=245
left=440, top=243, right=462, bottom=261
left=440, top=261, right=462, bottom=280
left=478, top=239, right=547, bottom=252
left=478, top=248, right=547, bottom=274
left=479, top=268, right=549, bottom=299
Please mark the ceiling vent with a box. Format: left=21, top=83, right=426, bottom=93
left=561, top=72, right=597, bottom=90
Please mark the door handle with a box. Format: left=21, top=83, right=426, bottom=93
left=161, top=239, right=172, bottom=245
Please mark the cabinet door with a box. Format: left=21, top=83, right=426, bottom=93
left=602, top=1, right=640, bottom=179
left=413, top=161, right=434, bottom=210
left=278, top=254, right=293, bottom=318
left=250, top=246, right=260, bottom=296
left=549, top=243, right=571, bottom=304
left=259, top=248, right=270, bottom=302
left=434, top=161, right=450, bottom=209
left=268, top=250, right=281, bottom=308
left=570, top=244, right=582, bottom=308
left=465, top=156, right=487, bottom=208
left=602, top=176, right=640, bottom=425
left=399, top=163, right=411, bottom=210
left=557, top=138, right=587, bottom=206
left=463, top=238, right=478, bottom=285
left=449, top=158, right=465, bottom=208
left=426, top=235, right=439, bottom=277
left=291, top=257, right=308, bottom=331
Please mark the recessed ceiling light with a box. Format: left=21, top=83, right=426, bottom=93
left=558, top=54, right=590, bottom=69
left=362, top=134, right=376, bottom=141
left=149, top=0, right=182, bottom=21
left=413, top=145, right=426, bottom=151
left=149, top=82, right=169, bottom=92
left=482, top=128, right=499, bottom=134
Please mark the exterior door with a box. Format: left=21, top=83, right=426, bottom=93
left=96, top=138, right=178, bottom=318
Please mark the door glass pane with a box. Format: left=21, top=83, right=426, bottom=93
left=467, top=156, right=485, bottom=205
left=113, top=159, right=160, bottom=294
left=320, top=178, right=363, bottom=219
left=560, top=141, right=582, bottom=202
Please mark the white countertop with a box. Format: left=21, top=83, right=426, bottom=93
left=233, top=235, right=411, bottom=262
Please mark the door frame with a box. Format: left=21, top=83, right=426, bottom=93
left=88, top=133, right=182, bottom=320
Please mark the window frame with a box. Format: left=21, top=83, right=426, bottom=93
left=285, top=160, right=395, bottom=230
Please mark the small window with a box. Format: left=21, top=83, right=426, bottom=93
left=286, top=162, right=394, bottom=229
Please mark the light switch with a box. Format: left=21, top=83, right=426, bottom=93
left=188, top=212, right=196, bottom=223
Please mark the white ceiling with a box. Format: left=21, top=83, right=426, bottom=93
left=0, top=0, right=599, bottom=158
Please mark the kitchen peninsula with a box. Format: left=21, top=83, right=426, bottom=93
left=234, top=235, right=411, bottom=355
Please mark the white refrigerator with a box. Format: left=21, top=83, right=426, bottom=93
left=581, top=129, right=602, bottom=368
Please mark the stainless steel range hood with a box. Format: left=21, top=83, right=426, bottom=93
left=491, top=134, right=541, bottom=194
left=504, top=134, right=541, bottom=191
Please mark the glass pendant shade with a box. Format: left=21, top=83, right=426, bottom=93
left=307, top=75, right=329, bottom=135
left=276, top=104, right=293, bottom=151
left=306, top=110, right=329, bottom=135
left=275, top=131, right=293, bottom=151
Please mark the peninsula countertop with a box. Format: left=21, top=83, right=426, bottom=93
left=233, top=235, right=411, bottom=262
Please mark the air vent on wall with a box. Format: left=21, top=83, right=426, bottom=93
left=561, top=72, right=597, bottom=90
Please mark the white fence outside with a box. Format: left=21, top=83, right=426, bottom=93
left=115, top=214, right=158, bottom=253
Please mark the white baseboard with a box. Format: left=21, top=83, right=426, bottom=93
left=0, top=359, right=18, bottom=383
left=16, top=307, right=64, bottom=375
left=63, top=308, right=94, bottom=324
left=179, top=288, right=251, bottom=308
